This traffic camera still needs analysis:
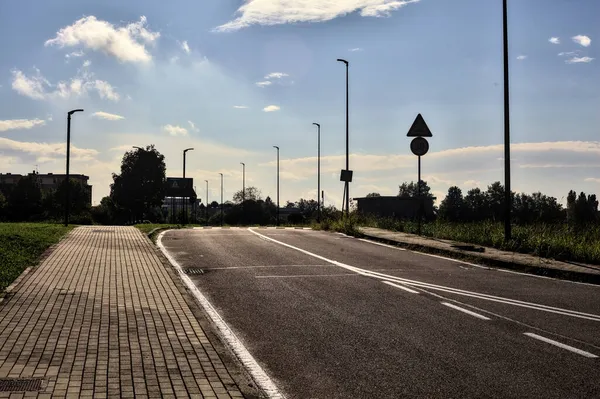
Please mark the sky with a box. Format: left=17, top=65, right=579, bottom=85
left=0, top=0, right=599, bottom=207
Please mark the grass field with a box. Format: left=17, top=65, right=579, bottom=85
left=0, top=223, right=73, bottom=292
left=361, top=218, right=600, bottom=265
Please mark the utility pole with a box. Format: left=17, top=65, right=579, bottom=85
left=273, top=146, right=280, bottom=226
left=313, top=123, right=321, bottom=222
left=205, top=180, right=209, bottom=226
left=503, top=0, right=512, bottom=241
left=240, top=162, right=245, bottom=202
left=219, top=173, right=224, bottom=227
left=337, top=58, right=350, bottom=217
left=65, top=108, right=84, bottom=226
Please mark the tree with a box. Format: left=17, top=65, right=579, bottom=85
left=568, top=191, right=599, bottom=225
left=366, top=192, right=381, bottom=198
left=464, top=188, right=488, bottom=221
left=232, top=187, right=262, bottom=204
left=398, top=181, right=434, bottom=199
left=55, top=179, right=90, bottom=216
left=0, top=191, right=6, bottom=220
left=486, top=181, right=506, bottom=222
left=110, top=145, right=166, bottom=221
left=8, top=175, right=43, bottom=221
left=438, top=186, right=465, bottom=222
left=210, top=201, right=219, bottom=208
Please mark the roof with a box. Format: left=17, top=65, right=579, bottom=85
left=353, top=196, right=437, bottom=200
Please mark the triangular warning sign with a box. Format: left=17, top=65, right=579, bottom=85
left=407, top=114, right=432, bottom=137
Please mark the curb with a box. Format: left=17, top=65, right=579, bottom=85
left=359, top=233, right=600, bottom=285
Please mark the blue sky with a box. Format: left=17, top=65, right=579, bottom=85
left=0, top=0, right=598, bottom=207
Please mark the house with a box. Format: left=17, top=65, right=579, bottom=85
left=0, top=172, right=92, bottom=206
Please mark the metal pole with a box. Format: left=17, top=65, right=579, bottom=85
left=205, top=180, right=209, bottom=226
left=183, top=151, right=186, bottom=224
left=503, top=0, right=512, bottom=241
left=241, top=163, right=245, bottom=202
left=64, top=109, right=83, bottom=226
left=345, top=62, right=349, bottom=217
left=273, top=146, right=280, bottom=226
left=220, top=173, right=224, bottom=227
left=313, top=123, right=321, bottom=222
left=418, top=155, right=422, bottom=236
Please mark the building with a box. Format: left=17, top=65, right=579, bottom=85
left=0, top=172, right=92, bottom=206
left=353, top=196, right=436, bottom=220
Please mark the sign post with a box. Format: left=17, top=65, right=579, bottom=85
left=407, top=114, right=433, bottom=235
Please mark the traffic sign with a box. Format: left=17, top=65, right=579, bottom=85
left=340, top=170, right=353, bottom=183
left=407, top=114, right=432, bottom=137
left=410, top=137, right=429, bottom=156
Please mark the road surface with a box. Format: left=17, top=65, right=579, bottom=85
left=160, top=228, right=600, bottom=399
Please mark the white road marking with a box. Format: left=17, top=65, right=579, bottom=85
left=256, top=274, right=358, bottom=278
left=358, top=238, right=406, bottom=251
left=157, top=231, right=285, bottom=399
left=441, top=302, right=491, bottom=320
left=524, top=333, right=598, bottom=358
left=204, top=264, right=333, bottom=270
left=382, top=281, right=419, bottom=294
left=247, top=228, right=600, bottom=322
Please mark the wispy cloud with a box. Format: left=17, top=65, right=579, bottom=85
left=585, top=178, right=600, bottom=183
left=565, top=56, right=594, bottom=64
left=264, top=72, right=289, bottom=79
left=82, top=60, right=91, bottom=68
left=255, top=81, right=272, bottom=87
left=0, top=137, right=98, bottom=161
left=233, top=105, right=249, bottom=109
left=558, top=51, right=581, bottom=57
left=45, top=16, right=159, bottom=63
left=65, top=50, right=84, bottom=59
left=0, top=118, right=46, bottom=132
left=349, top=48, right=363, bottom=52
left=162, top=124, right=188, bottom=136
left=180, top=40, right=191, bottom=54
left=263, top=105, right=280, bottom=112
left=214, top=0, right=420, bottom=32
left=516, top=55, right=527, bottom=60
left=572, top=35, right=591, bottom=47
left=549, top=37, right=560, bottom=44
left=92, top=112, right=124, bottom=121
left=188, top=120, right=199, bottom=132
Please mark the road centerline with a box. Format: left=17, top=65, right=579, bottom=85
left=524, top=333, right=598, bottom=358
left=441, top=302, right=491, bottom=320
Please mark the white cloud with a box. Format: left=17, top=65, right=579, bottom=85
left=233, top=105, right=249, bottom=109
left=263, top=105, right=280, bottom=112
left=0, top=119, right=46, bottom=132
left=549, top=37, right=560, bottom=44
left=255, top=81, right=272, bottom=87
left=572, top=35, right=591, bottom=47
left=45, top=16, right=159, bottom=63
left=214, top=0, right=420, bottom=31
left=162, top=124, right=188, bottom=136
left=558, top=51, right=581, bottom=57
left=11, top=68, right=119, bottom=101
left=65, top=50, right=84, bottom=59
left=180, top=40, right=191, bottom=54
left=565, top=56, right=594, bottom=64
left=516, top=55, right=527, bottom=60
left=188, top=120, right=199, bottom=132
left=92, top=111, right=124, bottom=120
left=349, top=48, right=363, bottom=52
left=82, top=60, right=91, bottom=67
left=264, top=72, right=288, bottom=79
left=0, top=137, right=98, bottom=161
left=585, top=178, right=600, bottom=183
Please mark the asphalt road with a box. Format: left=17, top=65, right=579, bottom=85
left=160, top=228, right=600, bottom=399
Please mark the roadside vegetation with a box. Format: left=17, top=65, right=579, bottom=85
left=0, top=223, right=73, bottom=292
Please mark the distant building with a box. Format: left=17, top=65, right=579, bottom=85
left=0, top=172, right=92, bottom=205
left=353, top=196, right=436, bottom=220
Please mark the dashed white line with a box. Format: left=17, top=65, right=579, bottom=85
left=358, top=238, right=406, bottom=251
left=382, top=281, right=419, bottom=294
left=255, top=273, right=358, bottom=278
left=441, top=302, right=491, bottom=320
left=524, top=333, right=598, bottom=358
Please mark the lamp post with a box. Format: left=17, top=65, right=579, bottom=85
left=219, top=173, right=224, bottom=227
left=205, top=179, right=209, bottom=226
left=312, top=123, right=321, bottom=222
left=65, top=108, right=84, bottom=227
left=183, top=148, right=194, bottom=224
left=337, top=58, right=350, bottom=217
left=240, top=162, right=245, bottom=202
left=273, top=146, right=280, bottom=226
left=502, top=0, right=512, bottom=241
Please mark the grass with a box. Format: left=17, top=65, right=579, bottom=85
left=0, top=223, right=73, bottom=292
left=357, top=217, right=600, bottom=265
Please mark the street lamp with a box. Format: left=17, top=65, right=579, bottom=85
left=502, top=0, right=512, bottom=241
left=183, top=148, right=194, bottom=224
left=273, top=146, right=280, bottom=226
left=313, top=123, right=321, bottom=222
left=240, top=162, right=245, bottom=202
left=219, top=173, right=224, bottom=227
left=337, top=58, right=350, bottom=217
left=65, top=108, right=84, bottom=227
left=205, top=180, right=209, bottom=226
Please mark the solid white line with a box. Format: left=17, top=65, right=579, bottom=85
left=524, top=333, right=598, bottom=358
left=247, top=228, right=600, bottom=322
left=441, top=302, right=491, bottom=320
left=382, top=281, right=419, bottom=294
left=256, top=273, right=358, bottom=278
left=358, top=238, right=406, bottom=251
left=157, top=231, right=285, bottom=399
left=204, top=264, right=333, bottom=270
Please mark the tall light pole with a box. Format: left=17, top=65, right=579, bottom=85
left=273, top=146, right=280, bottom=226
left=240, top=162, right=245, bottom=202
left=313, top=123, right=321, bottom=222
left=219, top=173, right=224, bottom=227
left=205, top=179, right=209, bottom=225
left=502, top=0, right=512, bottom=241
left=65, top=108, right=84, bottom=227
left=337, top=58, right=350, bottom=217
left=183, top=148, right=194, bottom=224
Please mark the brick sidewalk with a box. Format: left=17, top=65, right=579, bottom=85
left=0, top=227, right=246, bottom=398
